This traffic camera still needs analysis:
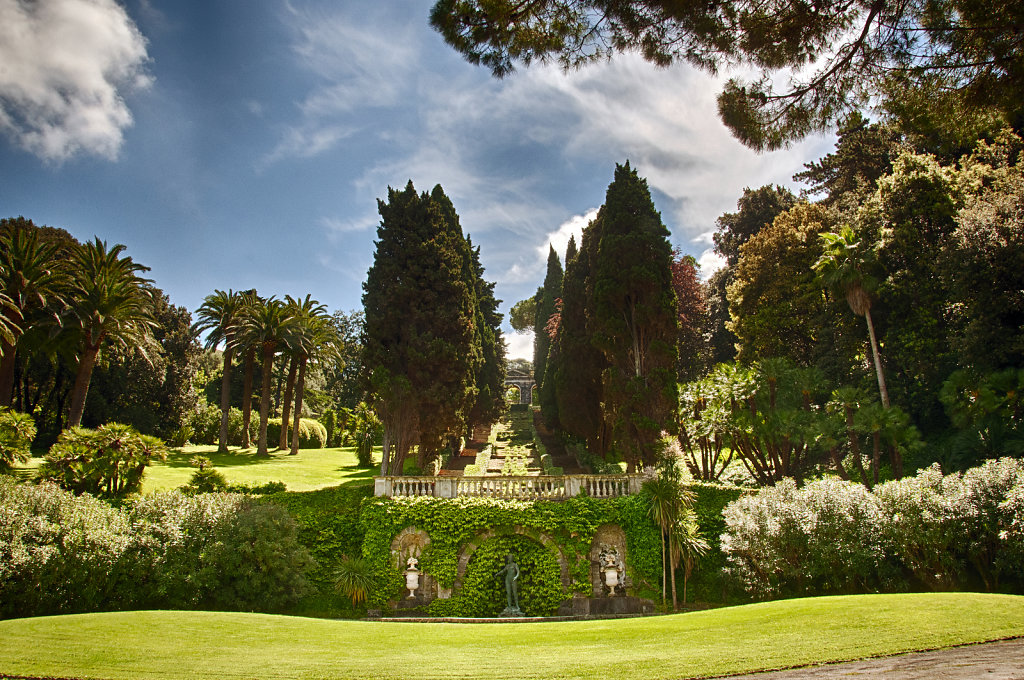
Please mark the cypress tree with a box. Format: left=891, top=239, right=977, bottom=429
left=553, top=232, right=611, bottom=458
left=590, top=163, right=679, bottom=471
left=533, top=246, right=562, bottom=406
left=465, top=236, right=507, bottom=433
left=362, top=182, right=476, bottom=474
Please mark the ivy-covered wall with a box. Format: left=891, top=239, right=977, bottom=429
left=359, top=494, right=662, bottom=616
left=267, top=480, right=746, bottom=618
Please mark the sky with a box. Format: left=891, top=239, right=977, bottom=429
left=0, top=0, right=836, bottom=360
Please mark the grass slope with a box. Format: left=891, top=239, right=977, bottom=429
left=1, top=593, right=1022, bottom=680
left=141, top=445, right=380, bottom=492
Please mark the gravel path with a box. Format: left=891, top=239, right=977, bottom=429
left=719, top=638, right=1024, bottom=679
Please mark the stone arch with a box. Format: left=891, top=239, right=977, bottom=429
left=390, top=526, right=437, bottom=601
left=390, top=526, right=431, bottom=567
left=589, top=524, right=629, bottom=596
left=455, top=526, right=570, bottom=593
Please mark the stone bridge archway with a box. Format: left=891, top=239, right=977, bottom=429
left=504, top=370, right=535, bottom=406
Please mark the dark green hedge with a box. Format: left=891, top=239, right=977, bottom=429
left=264, top=483, right=372, bottom=616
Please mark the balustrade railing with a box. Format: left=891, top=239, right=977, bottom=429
left=374, top=474, right=642, bottom=500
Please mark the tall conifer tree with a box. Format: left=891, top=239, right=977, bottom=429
left=363, top=182, right=477, bottom=474
left=553, top=232, right=611, bottom=457
left=533, top=246, right=562, bottom=408
left=590, top=163, right=679, bottom=470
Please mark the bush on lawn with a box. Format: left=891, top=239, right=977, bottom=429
left=266, top=418, right=328, bottom=449
left=722, top=458, right=1024, bottom=598
left=0, top=477, right=312, bottom=618
left=0, top=408, right=35, bottom=472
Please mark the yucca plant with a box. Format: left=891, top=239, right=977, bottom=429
left=333, top=556, right=376, bottom=606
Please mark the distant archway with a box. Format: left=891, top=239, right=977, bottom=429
left=504, top=370, right=534, bottom=406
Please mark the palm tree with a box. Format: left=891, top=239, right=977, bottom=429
left=0, top=226, right=68, bottom=406
left=284, top=295, right=333, bottom=455
left=670, top=509, right=709, bottom=607
left=233, top=289, right=260, bottom=449
left=193, top=289, right=244, bottom=453
left=65, top=239, right=156, bottom=428
left=644, top=475, right=694, bottom=610
left=814, top=226, right=890, bottom=408
left=236, top=296, right=298, bottom=456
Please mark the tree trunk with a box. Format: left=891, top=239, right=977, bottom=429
left=864, top=308, right=890, bottom=408
left=68, top=343, right=101, bottom=428
left=289, top=357, right=307, bottom=455
left=0, top=338, right=17, bottom=407
left=670, top=551, right=678, bottom=612
left=256, top=343, right=275, bottom=456
left=380, top=428, right=392, bottom=476
left=279, top=355, right=297, bottom=450
left=217, top=345, right=234, bottom=453
left=241, top=348, right=254, bottom=448
left=660, top=529, right=667, bottom=608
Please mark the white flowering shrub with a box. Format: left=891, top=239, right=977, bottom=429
left=0, top=476, right=311, bottom=618
left=722, top=477, right=894, bottom=598
left=723, top=459, right=1024, bottom=598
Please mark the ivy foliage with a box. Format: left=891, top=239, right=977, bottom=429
left=432, top=534, right=564, bottom=617
left=359, top=495, right=657, bottom=612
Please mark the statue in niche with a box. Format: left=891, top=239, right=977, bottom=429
left=598, top=544, right=625, bottom=596
left=494, top=553, right=524, bottom=617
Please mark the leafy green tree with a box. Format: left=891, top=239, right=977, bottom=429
left=727, top=202, right=833, bottom=365
left=794, top=113, right=902, bottom=203
left=431, top=0, right=1024, bottom=149
left=949, top=145, right=1024, bottom=371
left=714, top=186, right=799, bottom=268
left=0, top=218, right=69, bottom=407
left=590, top=163, right=679, bottom=470
left=84, top=292, right=200, bottom=439
left=194, top=289, right=245, bottom=452
left=321, top=310, right=364, bottom=412
left=236, top=297, right=298, bottom=456
left=508, top=296, right=537, bottom=333
left=706, top=186, right=797, bottom=367
left=65, top=239, right=157, bottom=429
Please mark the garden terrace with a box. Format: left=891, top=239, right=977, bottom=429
left=374, top=474, right=643, bottom=500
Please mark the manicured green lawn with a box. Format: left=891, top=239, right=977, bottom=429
left=141, top=445, right=380, bottom=492
left=1, top=593, right=1022, bottom=680
left=14, top=445, right=381, bottom=493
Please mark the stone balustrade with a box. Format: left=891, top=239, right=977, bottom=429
left=374, top=474, right=643, bottom=500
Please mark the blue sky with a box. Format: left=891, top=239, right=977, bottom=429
left=0, top=0, right=835, bottom=359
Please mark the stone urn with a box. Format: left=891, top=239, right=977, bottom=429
left=601, top=550, right=622, bottom=596
left=404, top=556, right=420, bottom=599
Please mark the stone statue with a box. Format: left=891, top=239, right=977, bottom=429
left=494, top=553, right=524, bottom=617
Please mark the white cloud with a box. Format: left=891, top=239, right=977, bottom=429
left=697, top=249, right=726, bottom=279
left=259, top=124, right=354, bottom=168
left=0, top=0, right=151, bottom=162
left=320, top=214, right=375, bottom=237
left=263, top=4, right=419, bottom=165
left=504, top=330, right=534, bottom=361
left=538, top=208, right=598, bottom=262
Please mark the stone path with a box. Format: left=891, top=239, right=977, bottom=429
left=719, top=638, right=1024, bottom=679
